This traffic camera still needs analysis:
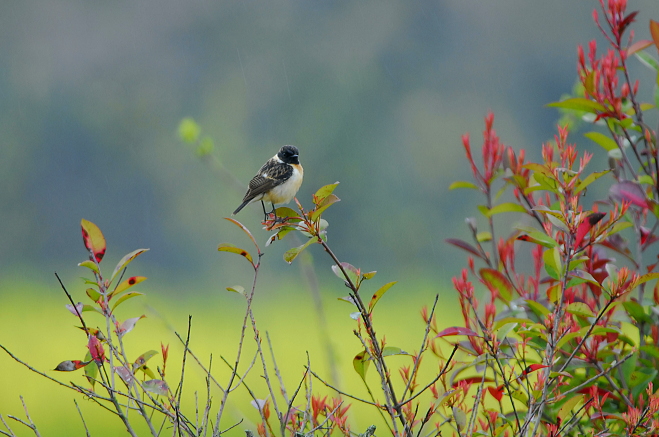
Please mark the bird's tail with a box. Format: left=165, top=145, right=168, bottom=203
left=232, top=199, right=251, bottom=215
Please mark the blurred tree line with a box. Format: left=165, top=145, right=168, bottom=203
left=0, top=0, right=656, bottom=294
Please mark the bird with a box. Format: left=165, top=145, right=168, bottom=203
left=233, top=145, right=303, bottom=220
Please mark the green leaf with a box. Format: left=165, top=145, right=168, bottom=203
left=525, top=300, right=551, bottom=318
left=452, top=407, right=467, bottom=431
left=510, top=389, right=528, bottom=404
left=534, top=207, right=569, bottom=231
left=84, top=352, right=98, bottom=389
left=484, top=202, right=527, bottom=217
left=381, top=346, right=408, bottom=357
left=86, top=288, right=101, bottom=303
left=476, top=231, right=492, bottom=243
left=623, top=301, right=650, bottom=324
left=368, top=282, right=397, bottom=313
left=110, top=249, right=149, bottom=283
left=226, top=285, right=245, bottom=295
left=480, top=269, right=514, bottom=302
left=332, top=262, right=360, bottom=286
left=283, top=238, right=316, bottom=264
left=178, top=117, right=201, bottom=143
left=574, top=170, right=611, bottom=193
left=496, top=322, right=518, bottom=340
left=362, top=271, right=377, bottom=280
left=353, top=350, right=370, bottom=380
left=313, top=182, right=340, bottom=206
left=546, top=97, right=606, bottom=113
left=565, top=302, right=594, bottom=318
left=567, top=270, right=600, bottom=288
left=310, top=194, right=340, bottom=221
left=584, top=132, right=619, bottom=151
left=143, top=379, right=169, bottom=396
left=82, top=304, right=103, bottom=315
left=543, top=247, right=563, bottom=280
left=81, top=219, right=107, bottom=263
left=111, top=292, right=143, bottom=311
left=635, top=50, right=659, bottom=71
left=632, top=272, right=659, bottom=288
left=493, top=317, right=533, bottom=331
left=133, top=350, right=158, bottom=373
left=621, top=353, right=638, bottom=387
left=78, top=260, right=99, bottom=274
left=557, top=394, right=584, bottom=423
left=273, top=207, right=301, bottom=222
left=109, top=276, right=147, bottom=300
left=605, top=221, right=633, bottom=237
left=547, top=283, right=561, bottom=304
left=556, top=326, right=588, bottom=350
left=631, top=369, right=658, bottom=398
left=218, top=243, right=253, bottom=264
left=449, top=181, right=479, bottom=190
left=516, top=226, right=558, bottom=248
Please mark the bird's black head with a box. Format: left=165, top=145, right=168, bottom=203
left=278, top=145, right=300, bottom=164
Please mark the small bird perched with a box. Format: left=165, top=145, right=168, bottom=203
left=233, top=145, right=304, bottom=220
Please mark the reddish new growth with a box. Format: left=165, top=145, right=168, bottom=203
left=461, top=112, right=506, bottom=192
left=578, top=0, right=642, bottom=122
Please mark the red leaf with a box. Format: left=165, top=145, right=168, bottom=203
left=487, top=385, right=504, bottom=401
left=445, top=238, right=483, bottom=259
left=88, top=335, right=105, bottom=364
left=435, top=326, right=479, bottom=338
left=574, top=212, right=606, bottom=247
left=519, top=364, right=549, bottom=380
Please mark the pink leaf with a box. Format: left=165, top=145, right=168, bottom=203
left=115, top=366, right=135, bottom=385
left=610, top=181, right=649, bottom=208
left=435, top=326, right=479, bottom=338
left=87, top=335, right=105, bottom=364
left=65, top=302, right=84, bottom=317
left=116, top=315, right=146, bottom=337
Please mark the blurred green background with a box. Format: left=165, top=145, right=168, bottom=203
left=1, top=1, right=657, bottom=435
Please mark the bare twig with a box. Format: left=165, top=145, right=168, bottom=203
left=174, top=316, right=193, bottom=436
left=400, top=294, right=440, bottom=401
left=74, top=400, right=92, bottom=437
left=306, top=367, right=381, bottom=408
left=282, top=367, right=309, bottom=435
left=0, top=415, right=16, bottom=437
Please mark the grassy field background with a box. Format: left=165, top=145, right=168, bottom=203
left=0, top=271, right=461, bottom=436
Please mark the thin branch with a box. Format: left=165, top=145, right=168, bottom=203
left=0, top=415, right=15, bottom=437
left=282, top=367, right=309, bottom=436
left=174, top=332, right=225, bottom=393
left=397, top=344, right=458, bottom=408
left=74, top=400, right=92, bottom=437
left=400, top=294, right=440, bottom=401
left=306, top=367, right=381, bottom=408
left=174, top=316, right=193, bottom=436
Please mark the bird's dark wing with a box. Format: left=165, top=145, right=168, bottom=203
left=241, top=161, right=293, bottom=202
